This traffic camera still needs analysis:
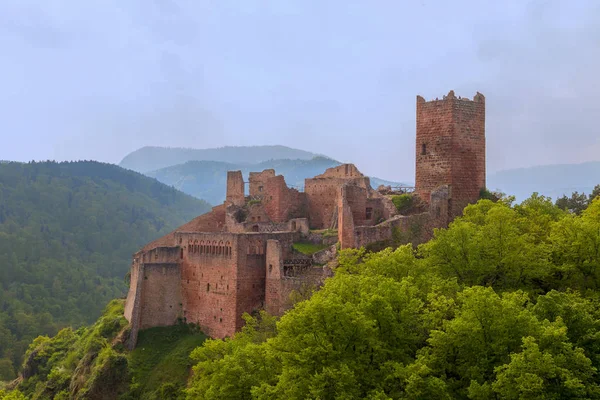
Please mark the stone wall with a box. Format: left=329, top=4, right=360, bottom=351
left=415, top=90, right=485, bottom=218
left=338, top=186, right=356, bottom=249
left=178, top=232, right=239, bottom=339
left=226, top=171, right=245, bottom=206
left=140, top=262, right=183, bottom=329
left=249, top=169, right=276, bottom=197
left=262, top=175, right=307, bottom=223
left=265, top=239, right=329, bottom=316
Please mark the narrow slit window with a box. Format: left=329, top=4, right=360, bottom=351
left=421, top=143, right=427, bottom=155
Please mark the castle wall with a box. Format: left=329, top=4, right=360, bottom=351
left=415, top=91, right=485, bottom=218
left=139, top=262, right=182, bottom=330
left=177, top=232, right=238, bottom=338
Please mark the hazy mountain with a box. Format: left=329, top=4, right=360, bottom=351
left=488, top=161, right=600, bottom=201
left=147, top=157, right=405, bottom=205
left=119, top=145, right=320, bottom=173
left=0, top=161, right=210, bottom=379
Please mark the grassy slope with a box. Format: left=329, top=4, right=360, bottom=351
left=11, top=300, right=206, bottom=400
left=128, top=325, right=206, bottom=398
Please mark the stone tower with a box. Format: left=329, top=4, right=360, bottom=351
left=415, top=90, right=485, bottom=218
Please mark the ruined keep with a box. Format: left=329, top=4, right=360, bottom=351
left=124, top=90, right=486, bottom=348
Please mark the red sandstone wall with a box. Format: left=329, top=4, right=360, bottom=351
left=249, top=169, right=276, bottom=197
left=179, top=232, right=238, bottom=338
left=305, top=164, right=373, bottom=229
left=338, top=187, right=356, bottom=249
left=262, top=175, right=307, bottom=223
left=226, top=171, right=245, bottom=206
left=265, top=239, right=283, bottom=315
left=139, top=262, right=182, bottom=329
left=415, top=91, right=485, bottom=218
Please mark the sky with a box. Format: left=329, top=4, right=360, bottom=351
left=0, top=0, right=598, bottom=182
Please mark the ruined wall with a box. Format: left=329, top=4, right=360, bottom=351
left=262, top=175, right=307, bottom=223
left=249, top=169, right=275, bottom=197
left=305, top=164, right=374, bottom=229
left=235, top=232, right=300, bottom=329
left=265, top=239, right=283, bottom=315
left=226, top=171, right=245, bottom=206
left=354, top=213, right=432, bottom=249
left=344, top=184, right=368, bottom=226
left=266, top=239, right=328, bottom=316
left=338, top=186, right=356, bottom=249
left=415, top=90, right=485, bottom=217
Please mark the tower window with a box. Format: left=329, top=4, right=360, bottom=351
left=421, top=143, right=427, bottom=155
left=258, top=186, right=263, bottom=192
left=365, top=207, right=373, bottom=220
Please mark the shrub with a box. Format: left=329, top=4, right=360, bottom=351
left=392, top=194, right=414, bottom=214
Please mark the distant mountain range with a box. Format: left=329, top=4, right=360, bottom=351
left=488, top=161, right=600, bottom=201
left=147, top=157, right=404, bottom=205
left=120, top=146, right=404, bottom=205
left=119, top=145, right=321, bottom=173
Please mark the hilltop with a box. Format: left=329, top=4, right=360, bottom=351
left=0, top=161, right=210, bottom=381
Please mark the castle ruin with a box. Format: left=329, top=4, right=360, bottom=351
left=124, top=90, right=486, bottom=348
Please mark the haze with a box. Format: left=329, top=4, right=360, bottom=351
left=1, top=0, right=598, bottom=182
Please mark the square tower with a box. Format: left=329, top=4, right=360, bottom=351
left=415, top=90, right=486, bottom=218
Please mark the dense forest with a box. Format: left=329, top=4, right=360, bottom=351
left=4, top=191, right=600, bottom=399
left=0, top=161, right=211, bottom=381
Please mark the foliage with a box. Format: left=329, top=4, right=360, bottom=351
left=391, top=194, right=414, bottom=214
left=555, top=191, right=591, bottom=214
left=292, top=242, right=328, bottom=255
left=7, top=300, right=205, bottom=400
left=479, top=187, right=504, bottom=202
left=555, top=184, right=600, bottom=214
left=0, top=161, right=210, bottom=379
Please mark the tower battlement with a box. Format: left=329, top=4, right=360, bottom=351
left=415, top=90, right=486, bottom=218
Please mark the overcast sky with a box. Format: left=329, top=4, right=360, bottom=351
left=1, top=0, right=598, bottom=182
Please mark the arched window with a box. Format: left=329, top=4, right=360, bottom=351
left=252, top=225, right=259, bottom=232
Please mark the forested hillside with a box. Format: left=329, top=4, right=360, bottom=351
left=0, top=161, right=210, bottom=381
left=7, top=193, right=600, bottom=399
left=119, top=145, right=320, bottom=173
left=148, top=157, right=404, bottom=205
